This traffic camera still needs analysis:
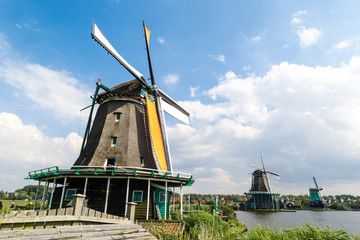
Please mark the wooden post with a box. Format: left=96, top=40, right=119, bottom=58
left=188, top=188, right=190, bottom=212
left=59, top=177, right=67, bottom=209
left=48, top=178, right=57, bottom=209
left=124, top=177, right=130, bottom=217
left=83, top=177, right=88, bottom=198
left=164, top=181, right=168, bottom=220
left=104, top=177, right=111, bottom=213
left=146, top=179, right=150, bottom=220
left=33, top=181, right=41, bottom=210
left=40, top=180, right=48, bottom=210
left=180, top=183, right=183, bottom=219
left=173, top=187, right=175, bottom=211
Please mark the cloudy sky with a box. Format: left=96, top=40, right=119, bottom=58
left=1, top=1, right=360, bottom=196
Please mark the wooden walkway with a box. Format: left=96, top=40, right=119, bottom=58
left=0, top=223, right=156, bottom=239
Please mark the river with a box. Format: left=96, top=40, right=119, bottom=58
left=236, top=210, right=360, bottom=234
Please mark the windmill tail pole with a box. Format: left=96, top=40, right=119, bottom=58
left=79, top=79, right=106, bottom=155
left=143, top=20, right=155, bottom=86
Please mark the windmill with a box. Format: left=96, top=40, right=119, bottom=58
left=309, top=176, right=324, bottom=208
left=25, top=20, right=194, bottom=220
left=74, top=20, right=191, bottom=174
left=243, top=153, right=281, bottom=210
left=249, top=152, right=280, bottom=192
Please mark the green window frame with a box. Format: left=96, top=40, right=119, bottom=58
left=132, top=190, right=143, bottom=202
left=65, top=189, right=77, bottom=201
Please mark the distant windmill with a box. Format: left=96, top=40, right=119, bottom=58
left=243, top=153, right=281, bottom=210
left=249, top=152, right=280, bottom=192
left=309, top=176, right=324, bottom=208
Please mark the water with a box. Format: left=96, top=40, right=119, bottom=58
left=236, top=210, right=360, bottom=234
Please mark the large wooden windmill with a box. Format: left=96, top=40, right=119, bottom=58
left=26, top=21, right=194, bottom=220
left=243, top=153, right=281, bottom=210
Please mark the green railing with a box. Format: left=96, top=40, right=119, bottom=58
left=25, top=166, right=194, bottom=186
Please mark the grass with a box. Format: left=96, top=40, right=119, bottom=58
left=0, top=200, right=29, bottom=215
left=149, top=211, right=359, bottom=240
left=236, top=224, right=360, bottom=240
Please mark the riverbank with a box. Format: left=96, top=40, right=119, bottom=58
left=149, top=211, right=359, bottom=240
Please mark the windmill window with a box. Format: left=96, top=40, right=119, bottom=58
left=115, top=112, right=121, bottom=122
left=111, top=137, right=117, bottom=147
left=65, top=189, right=77, bottom=201
left=140, top=157, right=144, bottom=167
left=132, top=190, right=143, bottom=202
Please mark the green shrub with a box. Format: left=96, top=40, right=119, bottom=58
left=219, top=205, right=235, bottom=217
left=184, top=211, right=230, bottom=240
left=170, top=210, right=181, bottom=221
left=330, top=202, right=350, bottom=211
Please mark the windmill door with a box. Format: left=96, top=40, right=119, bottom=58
left=153, top=187, right=171, bottom=219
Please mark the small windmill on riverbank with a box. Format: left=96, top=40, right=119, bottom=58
left=309, top=177, right=324, bottom=208
left=242, top=153, right=281, bottom=210
left=26, top=20, right=194, bottom=220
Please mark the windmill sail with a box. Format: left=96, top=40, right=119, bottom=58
left=91, top=21, right=148, bottom=86
left=146, top=94, right=168, bottom=171
left=158, top=89, right=191, bottom=125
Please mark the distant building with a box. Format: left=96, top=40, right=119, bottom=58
left=286, top=202, right=301, bottom=210
left=194, top=200, right=206, bottom=205
left=220, top=200, right=233, bottom=206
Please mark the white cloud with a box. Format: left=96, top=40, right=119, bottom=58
left=291, top=17, right=302, bottom=25
left=169, top=56, right=360, bottom=195
left=189, top=86, right=199, bottom=97
left=0, top=33, right=11, bottom=53
left=335, top=40, right=351, bottom=50
left=192, top=168, right=249, bottom=194
left=0, top=60, right=92, bottom=120
left=209, top=54, right=225, bottom=63
left=15, top=22, right=40, bottom=32
left=292, top=10, right=307, bottom=17
left=0, top=112, right=82, bottom=191
left=157, top=37, right=165, bottom=44
left=296, top=26, right=322, bottom=47
left=291, top=10, right=307, bottom=25
left=251, top=36, right=261, bottom=42
left=243, top=65, right=251, bottom=71
left=250, top=30, right=266, bottom=43
left=163, top=74, right=179, bottom=85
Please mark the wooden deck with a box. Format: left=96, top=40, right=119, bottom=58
left=0, top=223, right=156, bottom=239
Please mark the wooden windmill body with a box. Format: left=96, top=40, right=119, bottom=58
left=243, top=153, right=281, bottom=210
left=26, top=21, right=194, bottom=220
left=309, top=177, right=324, bottom=208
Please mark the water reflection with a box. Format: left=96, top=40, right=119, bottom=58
left=236, top=210, right=360, bottom=234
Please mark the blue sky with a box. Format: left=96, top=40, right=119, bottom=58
left=1, top=0, right=360, bottom=195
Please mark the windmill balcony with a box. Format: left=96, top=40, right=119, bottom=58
left=26, top=166, right=194, bottom=185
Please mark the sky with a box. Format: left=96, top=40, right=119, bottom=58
left=1, top=0, right=360, bottom=196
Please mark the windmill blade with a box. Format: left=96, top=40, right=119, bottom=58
left=80, top=104, right=92, bottom=111
left=313, top=176, right=320, bottom=189
left=261, top=152, right=266, bottom=172
left=91, top=21, right=149, bottom=87
left=250, top=164, right=262, bottom=170
left=266, top=170, right=280, bottom=178
left=158, top=89, right=191, bottom=125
